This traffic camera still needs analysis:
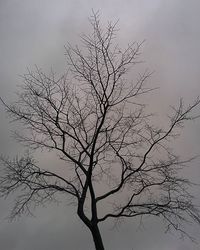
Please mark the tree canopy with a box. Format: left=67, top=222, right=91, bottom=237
left=1, top=12, right=200, bottom=250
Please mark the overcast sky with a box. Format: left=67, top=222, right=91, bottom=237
left=0, top=0, right=200, bottom=249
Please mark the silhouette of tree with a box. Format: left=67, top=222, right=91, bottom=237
left=1, top=12, right=200, bottom=250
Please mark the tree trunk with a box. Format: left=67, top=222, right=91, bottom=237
left=90, top=224, right=105, bottom=250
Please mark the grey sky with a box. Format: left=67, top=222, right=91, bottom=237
left=0, top=0, right=200, bottom=249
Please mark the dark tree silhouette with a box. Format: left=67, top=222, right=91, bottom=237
left=1, top=12, right=200, bottom=250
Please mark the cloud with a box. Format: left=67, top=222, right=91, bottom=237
left=0, top=1, right=200, bottom=249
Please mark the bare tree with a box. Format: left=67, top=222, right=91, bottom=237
left=0, top=12, right=200, bottom=250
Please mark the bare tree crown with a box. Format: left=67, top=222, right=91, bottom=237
left=0, top=12, right=200, bottom=250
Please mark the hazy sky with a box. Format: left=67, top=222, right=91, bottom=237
left=0, top=0, right=200, bottom=249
